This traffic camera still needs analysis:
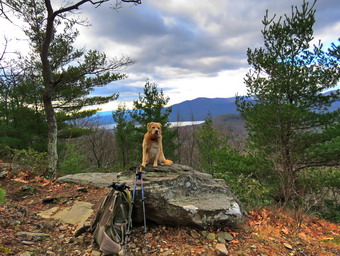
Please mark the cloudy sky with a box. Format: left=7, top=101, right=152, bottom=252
left=1, top=0, right=340, bottom=111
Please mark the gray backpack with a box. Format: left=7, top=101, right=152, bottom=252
left=73, top=183, right=132, bottom=255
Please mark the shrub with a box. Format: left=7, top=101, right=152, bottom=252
left=12, top=148, right=48, bottom=177
left=0, top=145, right=14, bottom=160
left=211, top=147, right=274, bottom=209
left=215, top=172, right=272, bottom=210
left=297, top=167, right=340, bottom=223
left=59, top=144, right=88, bottom=175
left=0, top=187, right=6, bottom=205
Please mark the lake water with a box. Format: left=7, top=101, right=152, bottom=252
left=99, top=121, right=204, bottom=130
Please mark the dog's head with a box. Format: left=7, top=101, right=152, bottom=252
left=147, top=122, right=162, bottom=137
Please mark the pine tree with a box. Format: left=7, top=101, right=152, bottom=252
left=112, top=104, right=139, bottom=168
left=195, top=113, right=222, bottom=174
left=131, top=80, right=177, bottom=160
left=1, top=0, right=141, bottom=177
left=236, top=0, right=340, bottom=202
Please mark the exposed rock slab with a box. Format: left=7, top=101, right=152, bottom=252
left=38, top=201, right=94, bottom=225
left=56, top=172, right=118, bottom=188
left=56, top=164, right=244, bottom=228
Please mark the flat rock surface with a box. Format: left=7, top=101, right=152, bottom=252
left=38, top=201, right=94, bottom=225
left=56, top=172, right=118, bottom=188
left=56, top=164, right=244, bottom=228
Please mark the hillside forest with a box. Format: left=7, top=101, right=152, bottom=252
left=0, top=0, right=339, bottom=255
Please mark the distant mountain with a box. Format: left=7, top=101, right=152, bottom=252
left=93, top=90, right=339, bottom=125
left=93, top=96, right=241, bottom=125
left=167, top=97, right=239, bottom=122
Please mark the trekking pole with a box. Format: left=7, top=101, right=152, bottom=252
left=123, top=169, right=138, bottom=256
left=124, top=166, right=149, bottom=256
left=139, top=168, right=149, bottom=256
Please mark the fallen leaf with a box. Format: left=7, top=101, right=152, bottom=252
left=283, top=243, right=293, bottom=250
left=12, top=178, right=29, bottom=183
left=321, top=237, right=334, bottom=240
left=230, top=232, right=239, bottom=237
left=229, top=240, right=239, bottom=244
left=281, top=227, right=289, bottom=235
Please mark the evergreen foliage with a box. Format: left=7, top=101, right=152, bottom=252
left=59, top=144, right=88, bottom=175
left=0, top=187, right=5, bottom=205
left=236, top=0, right=340, bottom=202
left=0, top=63, right=47, bottom=151
left=0, top=0, right=137, bottom=178
left=131, top=80, right=177, bottom=160
left=112, top=104, right=139, bottom=168
left=12, top=148, right=48, bottom=177
left=195, top=113, right=224, bottom=174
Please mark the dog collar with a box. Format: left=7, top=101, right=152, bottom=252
left=148, top=132, right=158, bottom=141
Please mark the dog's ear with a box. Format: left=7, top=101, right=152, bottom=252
left=147, top=122, right=153, bottom=131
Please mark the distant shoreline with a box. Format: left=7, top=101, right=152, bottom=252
left=99, top=121, right=204, bottom=130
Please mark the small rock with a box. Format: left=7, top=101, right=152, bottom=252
left=16, top=212, right=24, bottom=218
left=216, top=243, right=228, bottom=255
left=221, top=232, right=234, bottom=241
left=284, top=242, right=293, bottom=250
left=58, top=225, right=68, bottom=231
left=250, top=245, right=257, bottom=250
left=190, top=230, right=201, bottom=239
left=0, top=171, right=8, bottom=179
left=91, top=250, right=101, bottom=256
left=160, top=250, right=173, bottom=256
left=19, top=251, right=32, bottom=256
left=22, top=241, right=35, bottom=245
left=206, top=233, right=216, bottom=240
left=21, top=185, right=36, bottom=194
left=42, top=221, right=55, bottom=231
left=217, top=236, right=226, bottom=243
left=37, top=207, right=59, bottom=219
left=17, top=231, right=50, bottom=239
left=77, top=187, right=88, bottom=193
left=129, top=242, right=136, bottom=249
left=201, top=230, right=208, bottom=237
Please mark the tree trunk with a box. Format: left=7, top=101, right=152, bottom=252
left=279, top=170, right=296, bottom=202
left=43, top=95, right=58, bottom=178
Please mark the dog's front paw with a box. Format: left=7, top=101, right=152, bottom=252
left=153, top=163, right=158, bottom=167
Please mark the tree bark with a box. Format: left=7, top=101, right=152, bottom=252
left=39, top=0, right=58, bottom=178
left=43, top=94, right=58, bottom=178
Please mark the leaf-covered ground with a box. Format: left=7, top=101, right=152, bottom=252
left=0, top=172, right=339, bottom=256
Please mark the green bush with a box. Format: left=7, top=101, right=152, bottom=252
left=298, top=168, right=340, bottom=223
left=0, top=145, right=14, bottom=160
left=212, top=148, right=274, bottom=209
left=59, top=144, right=88, bottom=175
left=314, top=199, right=340, bottom=224
left=0, top=187, right=6, bottom=205
left=215, top=172, right=272, bottom=210
left=12, top=148, right=48, bottom=177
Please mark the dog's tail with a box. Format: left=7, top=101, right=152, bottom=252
left=163, top=159, right=173, bottom=165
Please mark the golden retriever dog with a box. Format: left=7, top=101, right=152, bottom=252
left=142, top=122, right=173, bottom=167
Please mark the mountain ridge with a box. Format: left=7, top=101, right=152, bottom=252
left=94, top=90, right=339, bottom=125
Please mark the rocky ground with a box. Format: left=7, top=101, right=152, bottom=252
left=0, top=171, right=339, bottom=256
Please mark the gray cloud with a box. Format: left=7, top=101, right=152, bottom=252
left=76, top=0, right=340, bottom=102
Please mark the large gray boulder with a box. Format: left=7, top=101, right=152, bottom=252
left=56, top=172, right=118, bottom=188
left=56, top=164, right=244, bottom=228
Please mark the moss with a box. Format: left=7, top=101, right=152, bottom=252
left=0, top=244, right=12, bottom=254
left=0, top=188, right=6, bottom=205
